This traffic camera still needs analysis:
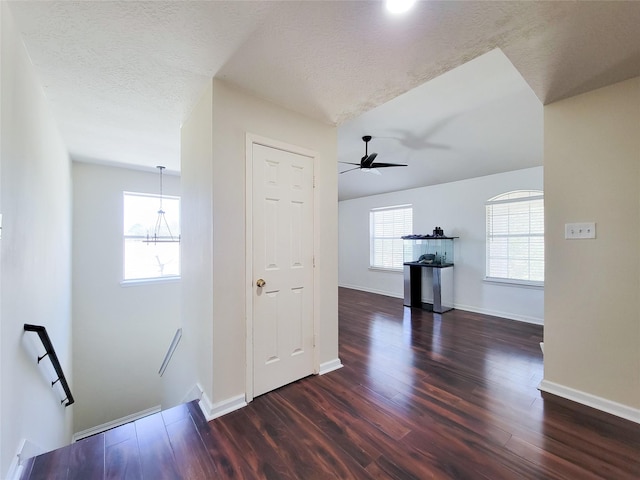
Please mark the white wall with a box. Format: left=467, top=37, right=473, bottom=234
left=170, top=79, right=339, bottom=416
left=161, top=83, right=214, bottom=409
left=72, top=162, right=181, bottom=433
left=339, top=167, right=544, bottom=324
left=1, top=3, right=73, bottom=475
left=542, top=77, right=640, bottom=419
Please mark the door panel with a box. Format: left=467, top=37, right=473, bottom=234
left=252, top=144, right=314, bottom=397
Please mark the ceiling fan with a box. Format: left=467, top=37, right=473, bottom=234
left=340, top=135, right=408, bottom=174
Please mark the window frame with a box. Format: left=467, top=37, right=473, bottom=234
left=485, top=190, right=544, bottom=287
left=122, top=191, right=181, bottom=283
left=369, top=204, right=413, bottom=272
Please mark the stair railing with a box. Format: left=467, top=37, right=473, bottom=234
left=23, top=324, right=74, bottom=407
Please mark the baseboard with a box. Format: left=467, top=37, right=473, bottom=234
left=451, top=302, right=544, bottom=325
left=319, top=358, right=343, bottom=375
left=72, top=405, right=161, bottom=442
left=538, top=379, right=640, bottom=424
left=199, top=393, right=247, bottom=421
left=6, top=439, right=44, bottom=480
left=6, top=451, right=23, bottom=480
left=338, top=284, right=402, bottom=299
left=6, top=462, right=23, bottom=480
left=338, top=286, right=543, bottom=325
left=181, top=382, right=246, bottom=421
left=182, top=383, right=205, bottom=404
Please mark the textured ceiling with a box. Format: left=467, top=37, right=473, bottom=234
left=338, top=49, right=543, bottom=200
left=6, top=1, right=640, bottom=197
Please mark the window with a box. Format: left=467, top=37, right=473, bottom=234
left=123, top=192, right=181, bottom=281
left=486, top=190, right=543, bottom=285
left=370, top=205, right=413, bottom=271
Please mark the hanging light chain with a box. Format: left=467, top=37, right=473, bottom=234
left=157, top=165, right=165, bottom=214
left=143, top=165, right=180, bottom=244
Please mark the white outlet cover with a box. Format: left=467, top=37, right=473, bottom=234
left=565, top=222, right=596, bottom=239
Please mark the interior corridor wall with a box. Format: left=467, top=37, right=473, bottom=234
left=1, top=3, right=73, bottom=475
left=174, top=79, right=339, bottom=416
left=339, top=167, right=544, bottom=324
left=542, top=77, right=640, bottom=419
left=72, top=162, right=181, bottom=433
left=161, top=83, right=213, bottom=409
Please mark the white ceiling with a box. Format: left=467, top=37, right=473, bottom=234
left=337, top=48, right=543, bottom=200
left=7, top=1, right=640, bottom=199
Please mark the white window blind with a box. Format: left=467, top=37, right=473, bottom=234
left=486, top=191, right=544, bottom=285
left=123, top=192, right=181, bottom=281
left=370, top=205, right=413, bottom=270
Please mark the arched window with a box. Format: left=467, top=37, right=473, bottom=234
left=486, top=190, right=543, bottom=285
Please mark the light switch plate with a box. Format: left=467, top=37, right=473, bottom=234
left=565, top=222, right=596, bottom=239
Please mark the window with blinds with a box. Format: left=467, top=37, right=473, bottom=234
left=486, top=191, right=544, bottom=285
left=370, top=205, right=413, bottom=271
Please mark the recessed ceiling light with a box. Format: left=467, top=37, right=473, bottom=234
left=385, top=0, right=417, bottom=15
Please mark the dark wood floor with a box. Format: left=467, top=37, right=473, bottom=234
left=22, top=287, right=640, bottom=479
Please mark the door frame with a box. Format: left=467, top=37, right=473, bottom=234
left=245, top=133, right=320, bottom=403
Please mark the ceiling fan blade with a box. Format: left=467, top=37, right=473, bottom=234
left=339, top=166, right=362, bottom=174
left=370, top=162, right=408, bottom=168
left=339, top=161, right=362, bottom=165
left=361, top=152, right=378, bottom=168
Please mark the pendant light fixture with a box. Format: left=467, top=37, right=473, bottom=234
left=144, top=165, right=180, bottom=244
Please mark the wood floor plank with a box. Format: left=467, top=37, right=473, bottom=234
left=105, top=423, right=142, bottom=480
left=187, top=404, right=259, bottom=479
left=67, top=433, right=104, bottom=480
left=213, top=408, right=299, bottom=479
left=284, top=376, right=471, bottom=480
left=161, top=402, right=190, bottom=426
left=18, top=456, right=35, bottom=480
left=504, top=435, right=613, bottom=480
left=164, top=416, right=218, bottom=479
left=254, top=392, right=374, bottom=479
left=28, top=444, right=71, bottom=480
left=105, top=422, right=136, bottom=447
left=275, top=380, right=382, bottom=469
left=134, top=410, right=181, bottom=479
left=21, top=287, right=640, bottom=479
left=105, top=437, right=143, bottom=480
left=330, top=288, right=640, bottom=479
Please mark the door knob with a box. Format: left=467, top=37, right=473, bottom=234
left=256, top=279, right=266, bottom=287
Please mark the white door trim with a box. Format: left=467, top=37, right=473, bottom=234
left=245, top=133, right=320, bottom=403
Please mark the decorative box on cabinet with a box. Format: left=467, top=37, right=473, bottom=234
left=402, top=236, right=458, bottom=313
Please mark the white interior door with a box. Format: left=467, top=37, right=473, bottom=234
left=252, top=143, right=314, bottom=397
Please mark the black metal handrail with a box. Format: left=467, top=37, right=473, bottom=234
left=24, top=324, right=74, bottom=407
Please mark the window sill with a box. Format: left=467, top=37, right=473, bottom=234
left=483, top=277, right=543, bottom=290
left=368, top=267, right=403, bottom=273
left=121, top=276, right=181, bottom=287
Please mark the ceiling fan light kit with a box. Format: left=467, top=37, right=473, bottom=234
left=339, top=135, right=408, bottom=174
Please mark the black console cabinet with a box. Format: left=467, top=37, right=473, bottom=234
left=402, top=236, right=457, bottom=313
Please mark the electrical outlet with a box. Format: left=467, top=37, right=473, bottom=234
left=565, top=222, right=596, bottom=239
